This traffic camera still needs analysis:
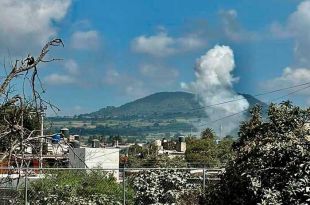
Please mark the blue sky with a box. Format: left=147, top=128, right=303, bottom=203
left=1, top=0, right=310, bottom=116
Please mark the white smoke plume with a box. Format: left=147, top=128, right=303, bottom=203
left=182, top=45, right=249, bottom=136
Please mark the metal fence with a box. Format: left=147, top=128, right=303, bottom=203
left=0, top=167, right=223, bottom=205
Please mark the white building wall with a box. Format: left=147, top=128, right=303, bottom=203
left=69, top=148, right=119, bottom=179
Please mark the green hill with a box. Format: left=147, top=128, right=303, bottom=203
left=49, top=92, right=267, bottom=137
left=79, top=91, right=267, bottom=119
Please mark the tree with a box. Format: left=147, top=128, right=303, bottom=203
left=128, top=144, right=147, bottom=157
left=0, top=106, right=40, bottom=152
left=216, top=136, right=234, bottom=165
left=185, top=137, right=219, bottom=167
left=205, top=102, right=310, bottom=205
left=126, top=143, right=188, bottom=168
left=201, top=127, right=216, bottom=139
left=0, top=39, right=64, bottom=167
left=185, top=129, right=234, bottom=167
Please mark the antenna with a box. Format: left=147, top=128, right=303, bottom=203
left=220, top=124, right=222, bottom=138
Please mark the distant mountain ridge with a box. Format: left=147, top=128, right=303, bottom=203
left=79, top=91, right=267, bottom=119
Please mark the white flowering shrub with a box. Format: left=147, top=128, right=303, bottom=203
left=205, top=103, right=310, bottom=205
left=132, top=169, right=201, bottom=205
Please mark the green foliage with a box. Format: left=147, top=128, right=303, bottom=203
left=128, top=144, right=148, bottom=157
left=126, top=131, right=234, bottom=168
left=26, top=170, right=134, bottom=205
left=217, top=137, right=234, bottom=164
left=127, top=144, right=156, bottom=168
left=205, top=102, right=310, bottom=205
left=185, top=131, right=235, bottom=167
left=126, top=144, right=156, bottom=168
left=201, top=128, right=216, bottom=139
left=157, top=155, right=188, bottom=168
left=140, top=155, right=188, bottom=168
left=127, top=147, right=187, bottom=168
left=68, top=121, right=196, bottom=136
left=0, top=105, right=40, bottom=152
left=185, top=137, right=219, bottom=167
left=0, top=105, right=40, bottom=131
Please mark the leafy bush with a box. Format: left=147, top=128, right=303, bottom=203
left=24, top=170, right=134, bottom=205
left=205, top=102, right=310, bottom=205
left=185, top=135, right=234, bottom=167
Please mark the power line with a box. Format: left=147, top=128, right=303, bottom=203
left=266, top=84, right=310, bottom=103
left=196, top=84, right=310, bottom=128
left=83, top=149, right=121, bottom=161
left=189, top=81, right=310, bottom=112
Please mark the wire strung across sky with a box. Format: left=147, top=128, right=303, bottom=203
left=196, top=84, right=310, bottom=128
left=188, top=81, right=310, bottom=112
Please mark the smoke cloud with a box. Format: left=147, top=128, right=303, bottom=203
left=182, top=45, right=249, bottom=136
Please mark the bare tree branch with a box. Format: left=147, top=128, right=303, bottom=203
left=0, top=38, right=64, bottom=167
left=0, top=38, right=64, bottom=95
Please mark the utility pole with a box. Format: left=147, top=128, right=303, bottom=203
left=24, top=161, right=30, bottom=205
left=39, top=112, right=43, bottom=169
left=24, top=166, right=28, bottom=205
left=39, top=106, right=46, bottom=170
left=123, top=165, right=126, bottom=205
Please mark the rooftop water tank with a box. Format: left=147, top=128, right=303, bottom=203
left=92, top=139, right=100, bottom=148
left=178, top=136, right=185, bottom=142
left=74, top=135, right=80, bottom=141
left=52, top=134, right=61, bottom=144
left=60, top=128, right=69, bottom=138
